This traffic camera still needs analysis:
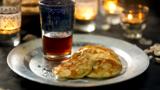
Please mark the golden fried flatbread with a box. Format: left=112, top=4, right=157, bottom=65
left=53, top=50, right=93, bottom=79
left=79, top=45, right=122, bottom=78
left=53, top=45, right=122, bottom=79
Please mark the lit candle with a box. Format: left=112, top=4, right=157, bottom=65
left=103, top=0, right=122, bottom=14
left=125, top=11, right=144, bottom=24
left=120, top=5, right=149, bottom=39
left=127, top=12, right=133, bottom=20
left=0, top=16, right=21, bottom=34
left=75, top=0, right=98, bottom=21
left=103, top=0, right=117, bottom=14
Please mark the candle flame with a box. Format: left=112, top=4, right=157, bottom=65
left=103, top=0, right=118, bottom=14
left=122, top=5, right=148, bottom=24
left=125, top=12, right=144, bottom=24
left=108, top=2, right=117, bottom=13
left=127, top=14, right=133, bottom=20
left=75, top=4, right=97, bottom=21
left=138, top=12, right=144, bottom=20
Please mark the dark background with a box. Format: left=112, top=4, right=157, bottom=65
left=21, top=0, right=160, bottom=38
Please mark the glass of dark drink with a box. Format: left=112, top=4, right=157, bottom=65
left=39, top=0, right=75, bottom=61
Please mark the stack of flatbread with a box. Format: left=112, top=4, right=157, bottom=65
left=53, top=45, right=122, bottom=80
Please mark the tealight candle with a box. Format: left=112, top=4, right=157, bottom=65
left=123, top=10, right=145, bottom=25
left=75, top=0, right=98, bottom=21
left=74, top=0, right=98, bottom=33
left=102, top=0, right=122, bottom=14
left=101, top=0, right=123, bottom=27
left=103, top=0, right=117, bottom=14
left=120, top=5, right=149, bottom=39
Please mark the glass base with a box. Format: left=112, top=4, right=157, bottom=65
left=0, top=32, right=20, bottom=47
left=101, top=23, right=111, bottom=31
left=74, top=21, right=96, bottom=33
left=123, top=32, right=142, bottom=39
left=44, top=54, right=71, bottom=62
left=106, top=14, right=121, bottom=25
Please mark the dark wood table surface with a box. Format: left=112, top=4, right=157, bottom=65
left=0, top=9, right=160, bottom=90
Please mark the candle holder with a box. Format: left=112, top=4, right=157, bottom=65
left=100, top=0, right=122, bottom=30
left=120, top=5, right=149, bottom=39
left=0, top=0, right=21, bottom=46
left=74, top=0, right=98, bottom=32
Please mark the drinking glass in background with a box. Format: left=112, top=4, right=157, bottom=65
left=100, top=0, right=122, bottom=30
left=74, top=0, right=98, bottom=32
left=0, top=0, right=21, bottom=46
left=39, top=0, right=74, bottom=61
left=120, top=5, right=149, bottom=39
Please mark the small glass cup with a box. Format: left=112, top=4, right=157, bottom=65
left=120, top=5, right=149, bottom=39
left=100, top=0, right=122, bottom=30
left=74, top=0, right=98, bottom=32
left=0, top=0, right=21, bottom=46
left=39, top=0, right=75, bottom=61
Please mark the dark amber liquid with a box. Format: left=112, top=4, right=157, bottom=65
left=43, top=32, right=72, bottom=56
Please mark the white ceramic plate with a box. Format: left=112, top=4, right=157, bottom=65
left=7, top=34, right=149, bottom=87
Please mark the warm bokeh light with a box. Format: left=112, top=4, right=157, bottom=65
left=75, top=7, right=97, bottom=21
left=127, top=13, right=133, bottom=20
left=124, top=11, right=144, bottom=24
left=75, top=0, right=98, bottom=21
left=102, top=0, right=123, bottom=14
left=0, top=12, right=21, bottom=35
left=138, top=12, right=144, bottom=20
left=103, top=1, right=117, bottom=14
